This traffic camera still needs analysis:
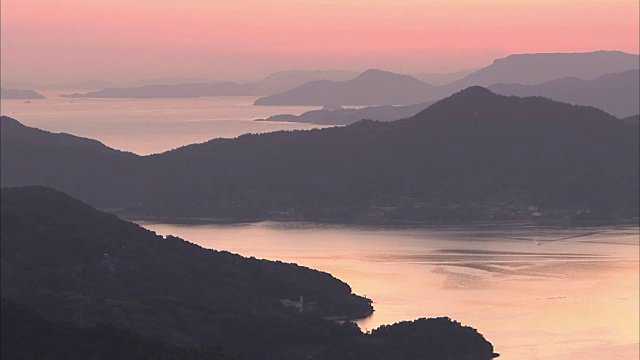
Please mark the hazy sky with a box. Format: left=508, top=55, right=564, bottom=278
left=1, top=0, right=638, bottom=83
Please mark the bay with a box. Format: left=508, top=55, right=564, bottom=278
left=0, top=91, right=325, bottom=155
left=140, top=221, right=639, bottom=360
left=3, top=90, right=638, bottom=359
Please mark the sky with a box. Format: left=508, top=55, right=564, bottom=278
left=1, top=0, right=638, bottom=84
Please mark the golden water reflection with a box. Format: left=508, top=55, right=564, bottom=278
left=140, top=222, right=639, bottom=360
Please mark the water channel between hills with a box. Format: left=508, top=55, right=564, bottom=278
left=5, top=94, right=638, bottom=359
left=140, top=222, right=640, bottom=360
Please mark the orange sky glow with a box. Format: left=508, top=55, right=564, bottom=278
left=1, top=0, right=638, bottom=83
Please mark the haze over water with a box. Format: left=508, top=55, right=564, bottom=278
left=0, top=93, right=323, bottom=155
left=142, top=222, right=639, bottom=360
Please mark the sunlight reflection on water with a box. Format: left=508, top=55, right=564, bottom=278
left=139, top=222, right=639, bottom=360
left=0, top=94, right=325, bottom=155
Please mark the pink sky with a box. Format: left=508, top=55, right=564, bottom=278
left=1, top=0, right=638, bottom=83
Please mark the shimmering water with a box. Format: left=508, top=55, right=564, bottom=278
left=140, top=222, right=639, bottom=360
left=1, top=92, right=325, bottom=155
left=3, top=93, right=638, bottom=359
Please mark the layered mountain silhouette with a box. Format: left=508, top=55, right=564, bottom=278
left=1, top=87, right=45, bottom=99
left=61, top=82, right=262, bottom=98
left=254, top=51, right=640, bottom=107
left=489, top=70, right=640, bottom=118
left=2, top=87, right=637, bottom=223
left=252, top=69, right=359, bottom=93
left=410, top=68, right=477, bottom=86
left=447, top=50, right=639, bottom=88
left=60, top=70, right=359, bottom=98
left=0, top=116, right=140, bottom=206
left=254, top=69, right=437, bottom=106
left=1, top=186, right=497, bottom=360
left=257, top=101, right=434, bottom=125
left=56, top=51, right=639, bottom=102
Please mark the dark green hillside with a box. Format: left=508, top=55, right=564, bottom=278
left=0, top=186, right=371, bottom=359
left=137, top=87, right=638, bottom=222
left=1, top=186, right=497, bottom=359
left=1, top=298, right=234, bottom=360
left=4, top=86, right=636, bottom=223
left=0, top=116, right=141, bottom=207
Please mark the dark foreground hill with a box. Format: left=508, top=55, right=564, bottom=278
left=0, top=116, right=141, bottom=207
left=1, top=298, right=234, bottom=360
left=0, top=186, right=498, bottom=360
left=489, top=70, right=640, bottom=118
left=2, top=87, right=638, bottom=224
left=621, top=114, right=639, bottom=125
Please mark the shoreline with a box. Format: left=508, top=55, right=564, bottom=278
left=126, top=214, right=639, bottom=228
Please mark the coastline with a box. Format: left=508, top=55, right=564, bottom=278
left=126, top=213, right=639, bottom=228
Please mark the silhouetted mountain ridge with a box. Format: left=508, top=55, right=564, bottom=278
left=258, top=101, right=434, bottom=125
left=61, top=82, right=261, bottom=98
left=0, top=116, right=140, bottom=207
left=1, top=87, right=45, bottom=99
left=449, top=50, right=639, bottom=88
left=254, top=69, right=436, bottom=106
left=59, top=70, right=359, bottom=98
left=2, top=87, right=637, bottom=223
left=488, top=69, right=639, bottom=117
left=254, top=51, right=640, bottom=107
left=1, top=186, right=498, bottom=359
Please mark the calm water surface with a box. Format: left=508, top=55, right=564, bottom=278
left=1, top=92, right=325, bottom=155
left=4, top=93, right=638, bottom=359
left=141, top=222, right=639, bottom=360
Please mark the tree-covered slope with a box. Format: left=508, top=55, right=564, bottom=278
left=139, top=87, right=638, bottom=222
left=1, top=186, right=498, bottom=359
left=0, top=186, right=371, bottom=359
left=1, top=298, right=235, bottom=360
left=3, top=86, right=637, bottom=223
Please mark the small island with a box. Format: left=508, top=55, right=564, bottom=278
left=257, top=101, right=433, bottom=125
left=1, top=87, right=45, bottom=99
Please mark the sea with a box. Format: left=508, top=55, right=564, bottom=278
left=141, top=222, right=639, bottom=360
left=1, top=91, right=325, bottom=155
left=2, top=94, right=638, bottom=359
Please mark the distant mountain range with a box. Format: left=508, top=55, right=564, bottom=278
left=259, top=67, right=638, bottom=125
left=59, top=70, right=359, bottom=98
left=489, top=70, right=640, bottom=118
left=2, top=87, right=637, bottom=224
left=251, top=69, right=359, bottom=93
left=410, top=68, right=478, bottom=86
left=54, top=51, right=639, bottom=103
left=254, top=69, right=437, bottom=106
left=0, top=88, right=45, bottom=100
left=446, top=50, right=639, bottom=88
left=61, top=82, right=262, bottom=98
left=255, top=51, right=639, bottom=107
